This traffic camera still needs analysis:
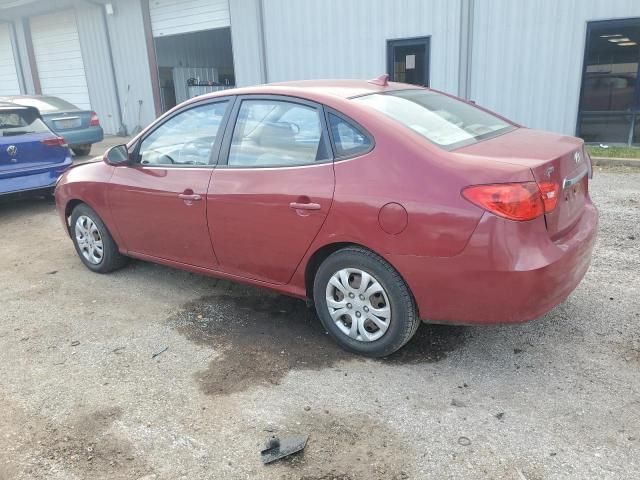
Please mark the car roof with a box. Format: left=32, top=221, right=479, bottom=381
left=195, top=79, right=423, bottom=104
left=0, top=101, right=33, bottom=110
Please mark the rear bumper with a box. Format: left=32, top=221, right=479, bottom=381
left=57, top=126, right=104, bottom=146
left=0, top=156, right=73, bottom=195
left=389, top=202, right=599, bottom=325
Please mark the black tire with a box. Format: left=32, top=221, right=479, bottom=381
left=72, top=145, right=92, bottom=156
left=70, top=203, right=128, bottom=273
left=313, top=247, right=419, bottom=357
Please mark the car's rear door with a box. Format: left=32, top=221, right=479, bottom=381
left=207, top=95, right=335, bottom=284
left=108, top=99, right=232, bottom=269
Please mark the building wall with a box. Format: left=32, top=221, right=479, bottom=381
left=104, top=0, right=157, bottom=133
left=228, top=0, right=266, bottom=87
left=75, top=3, right=122, bottom=135
left=471, top=0, right=640, bottom=135
left=259, top=0, right=462, bottom=94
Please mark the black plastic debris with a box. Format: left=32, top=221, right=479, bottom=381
left=261, top=435, right=308, bottom=464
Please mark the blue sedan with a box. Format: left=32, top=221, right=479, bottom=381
left=0, top=102, right=72, bottom=196
left=0, top=95, right=104, bottom=156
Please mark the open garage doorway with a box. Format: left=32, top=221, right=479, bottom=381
left=154, top=27, right=235, bottom=113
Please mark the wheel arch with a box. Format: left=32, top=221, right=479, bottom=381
left=303, top=242, right=419, bottom=317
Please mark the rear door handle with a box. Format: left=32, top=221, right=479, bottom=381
left=289, top=202, right=321, bottom=210
left=178, top=193, right=202, bottom=201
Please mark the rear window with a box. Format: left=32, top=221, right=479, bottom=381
left=0, top=108, right=50, bottom=136
left=353, top=89, right=513, bottom=150
left=7, top=96, right=79, bottom=113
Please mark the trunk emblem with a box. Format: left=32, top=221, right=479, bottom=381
left=574, top=151, right=582, bottom=164
left=545, top=166, right=554, bottom=178
left=6, top=145, right=17, bottom=157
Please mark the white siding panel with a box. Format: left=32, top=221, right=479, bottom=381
left=0, top=23, right=20, bottom=95
left=149, top=0, right=230, bottom=37
left=261, top=0, right=462, bottom=94
left=30, top=10, right=91, bottom=109
left=471, top=0, right=640, bottom=135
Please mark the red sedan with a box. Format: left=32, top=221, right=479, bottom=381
left=55, top=78, right=598, bottom=357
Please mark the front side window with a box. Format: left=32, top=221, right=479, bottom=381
left=328, top=113, right=372, bottom=158
left=138, top=101, right=228, bottom=166
left=228, top=99, right=328, bottom=167
left=354, top=89, right=513, bottom=150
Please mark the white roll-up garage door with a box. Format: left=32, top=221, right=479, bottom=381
left=30, top=10, right=91, bottom=109
left=0, top=23, right=21, bottom=95
left=149, top=0, right=230, bottom=37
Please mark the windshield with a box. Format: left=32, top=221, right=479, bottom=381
left=6, top=96, right=79, bottom=113
left=354, top=89, right=514, bottom=150
left=0, top=109, right=50, bottom=136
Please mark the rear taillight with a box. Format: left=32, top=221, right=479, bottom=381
left=41, top=136, right=67, bottom=147
left=462, top=181, right=558, bottom=221
left=89, top=111, right=100, bottom=126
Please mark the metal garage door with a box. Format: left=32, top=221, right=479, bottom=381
left=30, top=10, right=90, bottom=109
left=149, top=0, right=230, bottom=37
left=0, top=23, right=21, bottom=95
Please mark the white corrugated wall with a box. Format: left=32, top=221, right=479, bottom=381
left=148, top=0, right=230, bottom=37
left=260, top=0, right=462, bottom=94
left=471, top=0, right=640, bottom=135
left=105, top=0, right=157, bottom=132
left=75, top=3, right=122, bottom=135
left=0, top=22, right=21, bottom=95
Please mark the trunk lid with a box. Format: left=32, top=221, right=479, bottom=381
left=42, top=110, right=92, bottom=132
left=456, top=128, right=590, bottom=238
left=0, top=107, right=68, bottom=174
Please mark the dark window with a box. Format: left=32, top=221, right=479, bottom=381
left=387, top=37, right=430, bottom=87
left=228, top=99, right=327, bottom=167
left=138, top=101, right=228, bottom=166
left=577, top=19, right=640, bottom=145
left=0, top=108, right=50, bottom=136
left=329, top=114, right=372, bottom=158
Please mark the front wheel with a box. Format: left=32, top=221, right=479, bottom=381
left=70, top=204, right=128, bottom=273
left=313, top=247, right=419, bottom=357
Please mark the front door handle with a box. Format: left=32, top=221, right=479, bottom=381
left=178, top=193, right=202, bottom=201
left=289, top=202, right=321, bottom=210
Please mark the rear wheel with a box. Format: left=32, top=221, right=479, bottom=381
left=313, top=247, right=419, bottom=357
left=72, top=144, right=92, bottom=156
left=70, top=204, right=128, bottom=273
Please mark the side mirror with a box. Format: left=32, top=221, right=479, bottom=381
left=104, top=144, right=131, bottom=166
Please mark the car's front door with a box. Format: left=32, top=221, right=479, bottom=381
left=207, top=96, right=334, bottom=284
left=108, top=99, right=231, bottom=268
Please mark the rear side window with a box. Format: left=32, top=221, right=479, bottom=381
left=328, top=113, right=372, bottom=158
left=0, top=109, right=50, bottom=136
left=228, top=99, right=329, bottom=167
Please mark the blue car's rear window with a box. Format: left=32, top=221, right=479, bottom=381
left=0, top=109, right=50, bottom=137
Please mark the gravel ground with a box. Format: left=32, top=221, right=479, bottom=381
left=0, top=168, right=638, bottom=480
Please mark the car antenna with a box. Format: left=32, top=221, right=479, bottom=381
left=368, top=74, right=389, bottom=86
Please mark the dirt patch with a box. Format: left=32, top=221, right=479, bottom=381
left=173, top=292, right=357, bottom=396
left=172, top=291, right=468, bottom=396
left=14, top=405, right=152, bottom=479
left=269, top=412, right=413, bottom=480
